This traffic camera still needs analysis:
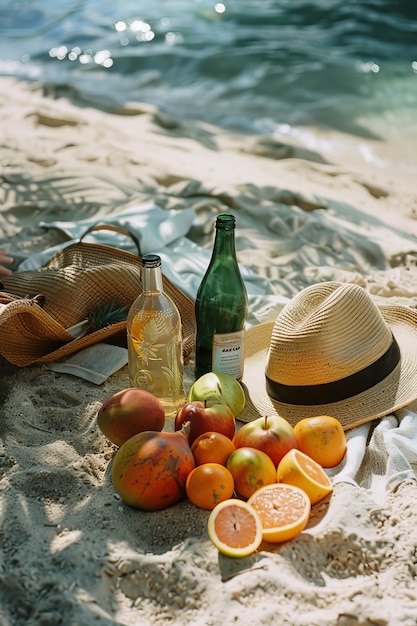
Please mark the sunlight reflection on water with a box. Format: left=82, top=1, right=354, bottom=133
left=0, top=0, right=415, bottom=149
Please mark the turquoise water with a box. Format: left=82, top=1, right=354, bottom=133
left=0, top=0, right=416, bottom=146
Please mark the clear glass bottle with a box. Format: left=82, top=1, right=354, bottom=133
left=127, top=254, right=185, bottom=418
left=195, top=214, right=248, bottom=380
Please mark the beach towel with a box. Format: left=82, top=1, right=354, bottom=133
left=329, top=408, right=417, bottom=502
left=17, top=203, right=289, bottom=324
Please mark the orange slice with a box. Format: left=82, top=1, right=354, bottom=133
left=247, top=483, right=311, bottom=543
left=207, top=498, right=263, bottom=557
left=277, top=448, right=333, bottom=505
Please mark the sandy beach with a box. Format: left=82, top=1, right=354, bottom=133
left=1, top=75, right=417, bottom=626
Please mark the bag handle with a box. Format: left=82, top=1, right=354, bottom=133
left=79, top=223, right=142, bottom=256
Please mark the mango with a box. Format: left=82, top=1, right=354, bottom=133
left=97, top=388, right=165, bottom=447
left=112, top=426, right=195, bottom=510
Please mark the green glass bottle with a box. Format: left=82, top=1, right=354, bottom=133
left=127, top=254, right=186, bottom=418
left=195, top=214, right=248, bottom=380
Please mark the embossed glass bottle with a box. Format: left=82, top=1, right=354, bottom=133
left=127, top=254, right=185, bottom=418
left=195, top=214, right=248, bottom=380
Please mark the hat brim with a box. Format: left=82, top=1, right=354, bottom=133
left=239, top=305, right=417, bottom=430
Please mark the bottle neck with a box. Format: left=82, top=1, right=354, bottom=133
left=141, top=264, right=164, bottom=293
left=212, top=227, right=237, bottom=259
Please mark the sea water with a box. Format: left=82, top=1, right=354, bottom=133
left=0, top=0, right=416, bottom=167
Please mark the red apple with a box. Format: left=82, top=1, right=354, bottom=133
left=174, top=401, right=236, bottom=444
left=233, top=414, right=298, bottom=468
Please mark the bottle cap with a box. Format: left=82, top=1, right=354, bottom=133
left=142, top=254, right=161, bottom=268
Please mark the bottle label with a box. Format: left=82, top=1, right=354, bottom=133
left=212, top=330, right=245, bottom=379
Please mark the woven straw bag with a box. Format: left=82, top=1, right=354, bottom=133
left=0, top=225, right=196, bottom=367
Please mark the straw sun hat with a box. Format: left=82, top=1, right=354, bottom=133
left=239, top=281, right=417, bottom=430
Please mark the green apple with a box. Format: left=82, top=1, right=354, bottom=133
left=188, top=371, right=245, bottom=417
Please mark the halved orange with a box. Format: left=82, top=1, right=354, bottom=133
left=247, top=483, right=311, bottom=543
left=277, top=448, right=333, bottom=505
left=207, top=498, right=263, bottom=557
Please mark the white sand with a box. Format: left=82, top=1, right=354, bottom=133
left=1, top=76, right=417, bottom=626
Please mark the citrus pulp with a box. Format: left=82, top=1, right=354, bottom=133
left=247, top=483, right=311, bottom=543
left=208, top=498, right=263, bottom=557
left=277, top=448, right=333, bottom=504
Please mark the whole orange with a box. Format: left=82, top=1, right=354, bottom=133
left=185, top=463, right=235, bottom=510
left=293, top=415, right=347, bottom=468
left=191, top=431, right=236, bottom=466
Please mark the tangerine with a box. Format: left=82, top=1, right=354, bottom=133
left=277, top=448, right=333, bottom=504
left=207, top=498, right=263, bottom=557
left=185, top=462, right=235, bottom=510
left=191, top=431, right=236, bottom=466
left=247, top=483, right=311, bottom=543
left=293, top=415, right=346, bottom=468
